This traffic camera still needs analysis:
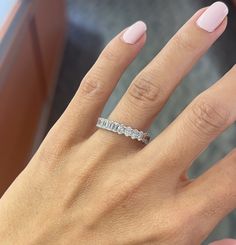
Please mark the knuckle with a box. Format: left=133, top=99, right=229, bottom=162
left=101, top=43, right=120, bottom=62
left=187, top=97, right=230, bottom=138
left=79, top=75, right=105, bottom=100
left=127, top=72, right=165, bottom=109
left=173, top=31, right=198, bottom=52
left=36, top=138, right=68, bottom=169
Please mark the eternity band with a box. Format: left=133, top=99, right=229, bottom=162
left=96, top=117, right=151, bottom=144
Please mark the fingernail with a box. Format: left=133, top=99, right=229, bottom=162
left=209, top=239, right=236, bottom=245
left=122, top=21, right=147, bottom=44
left=196, top=1, right=228, bottom=32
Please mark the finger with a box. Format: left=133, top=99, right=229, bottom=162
left=146, top=65, right=236, bottom=174
left=52, top=21, right=147, bottom=141
left=109, top=2, right=228, bottom=131
left=181, top=149, right=236, bottom=241
left=209, top=239, right=236, bottom=245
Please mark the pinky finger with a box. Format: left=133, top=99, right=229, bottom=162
left=181, top=149, right=236, bottom=241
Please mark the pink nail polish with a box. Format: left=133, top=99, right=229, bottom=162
left=208, top=239, right=236, bottom=245
left=196, top=1, right=228, bottom=32
left=122, top=21, right=147, bottom=44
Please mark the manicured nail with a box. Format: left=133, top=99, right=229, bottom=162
left=122, top=21, right=147, bottom=44
left=209, top=239, right=236, bottom=245
left=196, top=1, right=228, bottom=32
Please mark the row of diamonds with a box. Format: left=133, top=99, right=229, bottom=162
left=96, top=117, right=147, bottom=142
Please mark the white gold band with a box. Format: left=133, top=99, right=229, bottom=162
left=96, top=117, right=150, bottom=144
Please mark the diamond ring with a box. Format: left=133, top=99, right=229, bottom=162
left=96, top=117, right=151, bottom=144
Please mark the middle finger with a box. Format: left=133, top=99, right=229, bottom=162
left=110, top=3, right=228, bottom=131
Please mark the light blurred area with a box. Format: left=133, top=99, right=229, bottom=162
left=0, top=0, right=21, bottom=41
left=0, top=0, right=18, bottom=28
left=1, top=0, right=236, bottom=243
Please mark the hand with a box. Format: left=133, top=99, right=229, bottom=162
left=0, top=2, right=235, bottom=245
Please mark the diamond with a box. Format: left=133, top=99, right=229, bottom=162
left=96, top=119, right=101, bottom=127
left=96, top=117, right=150, bottom=144
left=108, top=122, right=113, bottom=130
left=112, top=123, right=118, bottom=132
left=137, top=131, right=144, bottom=141
left=117, top=125, right=125, bottom=134
left=104, top=119, right=109, bottom=128
left=131, top=129, right=139, bottom=139
left=101, top=119, right=106, bottom=127
left=124, top=127, right=133, bottom=137
left=107, top=121, right=113, bottom=130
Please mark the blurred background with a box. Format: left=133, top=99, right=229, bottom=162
left=1, top=0, right=236, bottom=243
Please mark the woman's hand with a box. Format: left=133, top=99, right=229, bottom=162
left=0, top=2, right=235, bottom=244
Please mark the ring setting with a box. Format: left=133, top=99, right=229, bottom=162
left=96, top=117, right=151, bottom=144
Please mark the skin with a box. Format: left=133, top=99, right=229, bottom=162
left=0, top=8, right=236, bottom=245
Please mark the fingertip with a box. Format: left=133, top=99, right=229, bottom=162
left=187, top=4, right=228, bottom=37
left=121, top=21, right=147, bottom=45
left=216, top=16, right=228, bottom=33
left=196, top=2, right=228, bottom=33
